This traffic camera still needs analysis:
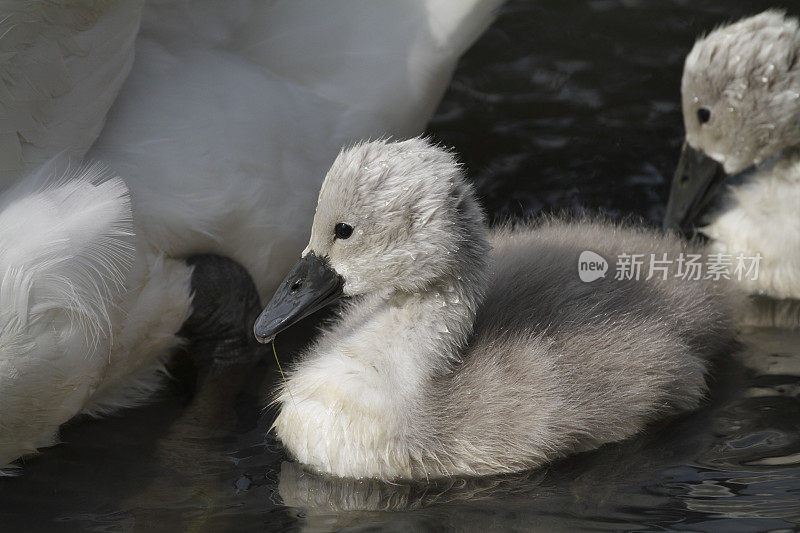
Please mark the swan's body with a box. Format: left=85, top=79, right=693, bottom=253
left=664, top=10, right=800, bottom=300
left=88, top=0, right=502, bottom=296
left=256, top=139, right=740, bottom=480
left=0, top=167, right=192, bottom=467
left=0, top=1, right=499, bottom=470
left=0, top=1, right=143, bottom=188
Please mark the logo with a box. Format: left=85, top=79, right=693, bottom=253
left=578, top=250, right=608, bottom=282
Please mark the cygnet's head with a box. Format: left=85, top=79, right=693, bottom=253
left=664, top=10, right=800, bottom=231
left=254, top=138, right=487, bottom=343
left=683, top=10, right=800, bottom=173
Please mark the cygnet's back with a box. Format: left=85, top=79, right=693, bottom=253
left=426, top=219, right=740, bottom=475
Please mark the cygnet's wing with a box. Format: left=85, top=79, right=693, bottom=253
left=479, top=220, right=737, bottom=354
left=0, top=1, right=144, bottom=188
left=88, top=0, right=502, bottom=297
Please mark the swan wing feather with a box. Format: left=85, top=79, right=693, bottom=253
left=0, top=165, right=133, bottom=471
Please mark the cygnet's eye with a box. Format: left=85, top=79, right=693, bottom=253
left=334, top=222, right=353, bottom=240
left=697, top=107, right=711, bottom=125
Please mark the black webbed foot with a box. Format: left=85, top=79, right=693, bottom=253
left=179, top=254, right=267, bottom=371
left=142, top=256, right=269, bottom=481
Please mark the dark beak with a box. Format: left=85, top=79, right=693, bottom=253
left=663, top=142, right=728, bottom=233
left=253, top=252, right=344, bottom=343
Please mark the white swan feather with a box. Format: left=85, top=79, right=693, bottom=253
left=0, top=1, right=144, bottom=186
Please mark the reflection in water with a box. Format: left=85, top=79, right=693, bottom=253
left=274, top=431, right=700, bottom=531
left=1, top=1, right=800, bottom=530
left=680, top=329, right=800, bottom=527
left=741, top=297, right=800, bottom=329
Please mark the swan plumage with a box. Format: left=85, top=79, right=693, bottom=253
left=89, top=0, right=503, bottom=296
left=0, top=166, right=192, bottom=467
left=664, top=10, right=800, bottom=300
left=0, top=1, right=144, bottom=187
left=0, top=0, right=499, bottom=470
left=255, top=138, right=741, bottom=480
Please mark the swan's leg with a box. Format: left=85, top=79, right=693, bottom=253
left=173, top=254, right=268, bottom=431
left=180, top=254, right=266, bottom=371
left=125, top=256, right=264, bottom=506
left=122, top=255, right=268, bottom=518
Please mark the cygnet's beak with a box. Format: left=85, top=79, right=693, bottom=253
left=663, top=142, right=728, bottom=233
left=254, top=252, right=344, bottom=343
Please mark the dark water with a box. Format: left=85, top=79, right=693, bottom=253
left=3, top=1, right=800, bottom=531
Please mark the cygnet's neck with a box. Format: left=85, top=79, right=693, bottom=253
left=364, top=228, right=490, bottom=398
left=399, top=255, right=486, bottom=367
